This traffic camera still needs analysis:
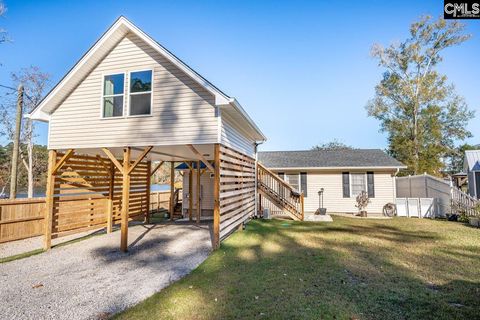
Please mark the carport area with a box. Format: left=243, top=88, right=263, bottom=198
left=0, top=222, right=212, bottom=320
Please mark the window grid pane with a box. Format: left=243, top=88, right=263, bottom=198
left=130, top=71, right=152, bottom=93
left=130, top=70, right=152, bottom=115
left=351, top=173, right=366, bottom=196
left=103, top=74, right=124, bottom=117
left=104, top=74, right=124, bottom=95
left=130, top=93, right=151, bottom=116
left=287, top=174, right=299, bottom=191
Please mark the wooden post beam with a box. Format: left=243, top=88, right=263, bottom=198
left=189, top=162, right=193, bottom=221
left=151, top=161, right=164, bottom=176
left=44, top=150, right=57, bottom=250
left=187, top=144, right=214, bottom=173
left=196, top=160, right=201, bottom=224
left=120, top=147, right=131, bottom=252
left=170, top=161, right=175, bottom=221
left=213, top=144, right=220, bottom=249
left=102, top=148, right=124, bottom=174
left=107, top=163, right=115, bottom=233
left=145, top=160, right=151, bottom=224
left=51, top=149, right=74, bottom=175
left=127, top=146, right=153, bottom=175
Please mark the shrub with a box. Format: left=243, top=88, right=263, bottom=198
left=355, top=191, right=370, bottom=213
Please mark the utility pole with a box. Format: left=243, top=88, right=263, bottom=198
left=9, top=84, right=24, bottom=199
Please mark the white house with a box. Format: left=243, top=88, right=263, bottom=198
left=27, top=16, right=266, bottom=251
left=258, top=149, right=406, bottom=215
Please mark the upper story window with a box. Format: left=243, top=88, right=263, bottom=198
left=129, top=70, right=152, bottom=116
left=102, top=73, right=125, bottom=118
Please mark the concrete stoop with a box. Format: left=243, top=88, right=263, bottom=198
left=304, top=214, right=333, bottom=222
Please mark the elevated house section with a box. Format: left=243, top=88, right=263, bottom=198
left=28, top=16, right=266, bottom=252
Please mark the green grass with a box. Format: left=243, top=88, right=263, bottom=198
left=117, top=216, right=480, bottom=320
left=0, top=248, right=44, bottom=263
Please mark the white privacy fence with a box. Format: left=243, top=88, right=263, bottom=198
left=396, top=174, right=479, bottom=218
left=395, top=198, right=435, bottom=218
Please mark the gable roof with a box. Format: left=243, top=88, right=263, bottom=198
left=464, top=150, right=480, bottom=171
left=258, top=149, right=406, bottom=170
left=27, top=16, right=266, bottom=141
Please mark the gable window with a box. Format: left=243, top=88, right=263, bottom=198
left=102, top=73, right=124, bottom=118
left=351, top=173, right=366, bottom=196
left=129, top=70, right=152, bottom=116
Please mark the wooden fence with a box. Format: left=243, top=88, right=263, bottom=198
left=0, top=190, right=170, bottom=244
left=0, top=198, right=46, bottom=243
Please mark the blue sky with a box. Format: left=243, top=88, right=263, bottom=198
left=0, top=0, right=479, bottom=151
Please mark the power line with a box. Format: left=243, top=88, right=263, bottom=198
left=0, top=83, right=36, bottom=104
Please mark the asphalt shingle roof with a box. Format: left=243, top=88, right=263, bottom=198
left=258, top=149, right=405, bottom=169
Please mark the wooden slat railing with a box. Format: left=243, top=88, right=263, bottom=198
left=257, top=163, right=304, bottom=221
left=451, top=187, right=479, bottom=217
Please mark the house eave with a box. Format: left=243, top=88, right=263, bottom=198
left=264, top=166, right=407, bottom=171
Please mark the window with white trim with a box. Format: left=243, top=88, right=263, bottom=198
left=351, top=173, right=366, bottom=196
left=102, top=73, right=124, bottom=118
left=129, top=70, right=152, bottom=116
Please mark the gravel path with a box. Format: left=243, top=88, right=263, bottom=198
left=0, top=223, right=212, bottom=320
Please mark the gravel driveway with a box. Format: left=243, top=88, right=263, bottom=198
left=0, top=223, right=212, bottom=320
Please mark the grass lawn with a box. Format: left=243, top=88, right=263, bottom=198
left=116, top=216, right=480, bottom=320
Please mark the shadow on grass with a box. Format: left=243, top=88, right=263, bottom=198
left=108, top=216, right=480, bottom=320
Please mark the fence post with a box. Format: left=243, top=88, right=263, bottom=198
left=44, top=150, right=57, bottom=250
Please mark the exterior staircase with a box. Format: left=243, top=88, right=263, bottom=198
left=257, top=163, right=304, bottom=221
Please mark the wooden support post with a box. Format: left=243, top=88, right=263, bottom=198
left=107, top=163, right=115, bottom=233
left=170, top=161, right=175, bottom=221
left=196, top=160, right=201, bottom=224
left=145, top=160, right=151, bottom=224
left=189, top=162, right=193, bottom=221
left=121, top=147, right=131, bottom=252
left=213, top=144, right=220, bottom=249
left=300, top=193, right=305, bottom=221
left=44, top=150, right=57, bottom=250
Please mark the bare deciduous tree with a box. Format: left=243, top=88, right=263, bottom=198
left=0, top=66, right=50, bottom=197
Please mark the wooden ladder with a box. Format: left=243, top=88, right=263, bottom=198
left=257, top=163, right=304, bottom=221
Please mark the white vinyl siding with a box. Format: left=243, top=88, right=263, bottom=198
left=182, top=170, right=215, bottom=212
left=49, top=32, right=218, bottom=149
left=220, top=112, right=256, bottom=157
